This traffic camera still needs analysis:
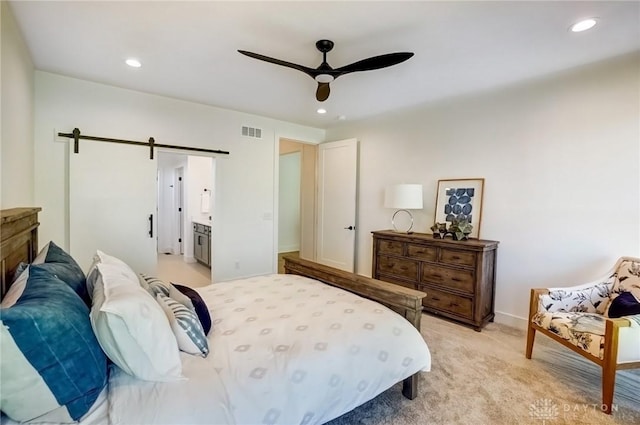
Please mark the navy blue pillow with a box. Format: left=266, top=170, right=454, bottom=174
left=172, top=283, right=212, bottom=335
left=0, top=266, right=107, bottom=422
left=608, top=292, right=640, bottom=318
left=33, top=241, right=89, bottom=305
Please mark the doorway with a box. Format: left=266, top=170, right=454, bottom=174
left=157, top=152, right=215, bottom=282
left=278, top=139, right=317, bottom=270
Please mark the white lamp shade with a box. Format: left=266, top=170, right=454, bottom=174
left=384, top=184, right=423, bottom=209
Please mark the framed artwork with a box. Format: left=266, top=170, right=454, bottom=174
left=434, top=178, right=484, bottom=239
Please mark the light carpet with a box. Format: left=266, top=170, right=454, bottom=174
left=327, top=314, right=640, bottom=425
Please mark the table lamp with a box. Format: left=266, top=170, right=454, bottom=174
left=384, top=184, right=423, bottom=233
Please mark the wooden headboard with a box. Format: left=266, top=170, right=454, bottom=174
left=0, top=208, right=41, bottom=297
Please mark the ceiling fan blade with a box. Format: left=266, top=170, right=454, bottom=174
left=316, top=82, right=330, bottom=102
left=335, top=52, right=414, bottom=76
left=238, top=50, right=316, bottom=78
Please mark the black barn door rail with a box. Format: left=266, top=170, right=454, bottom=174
left=58, top=128, right=230, bottom=159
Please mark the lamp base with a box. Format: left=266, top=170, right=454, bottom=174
left=391, top=209, right=414, bottom=234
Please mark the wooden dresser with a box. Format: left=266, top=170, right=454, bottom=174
left=372, top=230, right=498, bottom=331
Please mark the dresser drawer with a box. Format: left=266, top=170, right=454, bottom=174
left=440, top=249, right=476, bottom=267
left=378, top=240, right=403, bottom=256
left=421, top=264, right=475, bottom=294
left=376, top=255, right=418, bottom=281
left=407, top=244, right=437, bottom=261
left=376, top=274, right=416, bottom=290
left=422, top=287, right=473, bottom=319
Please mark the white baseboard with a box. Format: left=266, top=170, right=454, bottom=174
left=183, top=255, right=196, bottom=264
left=278, top=245, right=300, bottom=254
left=494, top=311, right=528, bottom=330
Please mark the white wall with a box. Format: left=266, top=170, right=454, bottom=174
left=34, top=72, right=325, bottom=282
left=326, top=52, right=640, bottom=327
left=1, top=1, right=34, bottom=208
left=278, top=152, right=301, bottom=253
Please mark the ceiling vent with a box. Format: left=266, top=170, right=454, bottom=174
left=241, top=126, right=262, bottom=139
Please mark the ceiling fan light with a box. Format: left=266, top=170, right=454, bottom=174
left=315, top=74, right=334, bottom=83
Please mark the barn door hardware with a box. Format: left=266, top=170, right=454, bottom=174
left=59, top=128, right=230, bottom=159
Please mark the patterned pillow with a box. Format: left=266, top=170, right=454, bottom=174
left=31, top=241, right=89, bottom=305
left=156, top=293, right=209, bottom=357
left=612, top=259, right=640, bottom=300
left=172, top=283, right=212, bottom=335
left=139, top=275, right=191, bottom=305
left=540, top=282, right=613, bottom=314
left=0, top=266, right=107, bottom=422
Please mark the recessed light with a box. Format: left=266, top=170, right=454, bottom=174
left=125, top=58, right=142, bottom=68
left=337, top=115, right=347, bottom=121
left=317, top=108, right=327, bottom=114
left=570, top=18, right=597, bottom=32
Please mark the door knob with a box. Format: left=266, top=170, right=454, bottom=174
left=344, top=225, right=354, bottom=230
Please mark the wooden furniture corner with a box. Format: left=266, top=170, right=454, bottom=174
left=1, top=207, right=41, bottom=297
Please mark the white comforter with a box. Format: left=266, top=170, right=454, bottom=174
left=5, top=274, right=431, bottom=425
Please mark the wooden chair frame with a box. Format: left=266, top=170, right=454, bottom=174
left=526, top=288, right=640, bottom=414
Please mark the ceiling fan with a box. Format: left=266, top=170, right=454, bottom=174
left=238, top=40, right=414, bottom=102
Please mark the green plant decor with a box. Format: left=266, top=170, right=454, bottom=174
left=449, top=219, right=473, bottom=240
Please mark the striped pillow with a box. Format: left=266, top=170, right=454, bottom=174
left=156, top=293, right=209, bottom=357
left=139, top=275, right=192, bottom=307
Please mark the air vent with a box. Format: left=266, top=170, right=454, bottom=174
left=241, top=126, right=262, bottom=139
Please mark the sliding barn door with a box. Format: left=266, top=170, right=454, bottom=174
left=69, top=141, right=157, bottom=274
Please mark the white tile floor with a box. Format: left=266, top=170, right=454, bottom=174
left=156, top=254, right=212, bottom=288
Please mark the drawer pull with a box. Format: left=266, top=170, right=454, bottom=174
left=450, top=302, right=459, bottom=307
left=432, top=297, right=440, bottom=301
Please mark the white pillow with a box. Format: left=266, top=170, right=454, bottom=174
left=86, top=250, right=138, bottom=297
left=90, top=263, right=183, bottom=382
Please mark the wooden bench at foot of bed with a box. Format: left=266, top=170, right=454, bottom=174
left=283, top=255, right=426, bottom=400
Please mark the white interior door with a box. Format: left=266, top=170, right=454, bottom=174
left=69, top=141, right=158, bottom=274
left=316, top=138, right=358, bottom=272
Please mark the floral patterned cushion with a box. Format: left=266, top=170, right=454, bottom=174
left=611, top=260, right=640, bottom=301
left=533, top=311, right=606, bottom=359
left=538, top=280, right=614, bottom=314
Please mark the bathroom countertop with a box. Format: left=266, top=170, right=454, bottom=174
left=192, top=219, right=212, bottom=227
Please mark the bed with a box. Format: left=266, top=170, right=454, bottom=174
left=0, top=208, right=431, bottom=425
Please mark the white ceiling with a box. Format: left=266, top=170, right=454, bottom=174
left=9, top=1, right=640, bottom=129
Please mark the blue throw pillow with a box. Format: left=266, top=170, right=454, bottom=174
left=608, top=291, right=640, bottom=318
left=0, top=266, right=107, bottom=422
left=172, top=283, right=212, bottom=335
left=32, top=241, right=89, bottom=305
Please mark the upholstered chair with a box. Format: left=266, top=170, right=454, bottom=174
left=526, top=256, right=640, bottom=414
